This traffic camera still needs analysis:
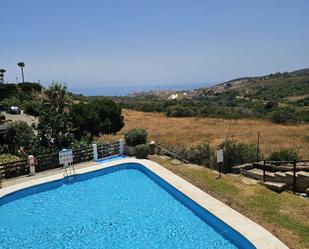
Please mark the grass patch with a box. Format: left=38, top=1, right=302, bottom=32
left=248, top=191, right=309, bottom=247
left=150, top=155, right=309, bottom=249
left=187, top=170, right=239, bottom=197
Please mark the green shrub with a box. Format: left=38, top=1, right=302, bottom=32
left=0, top=96, right=21, bottom=110
left=0, top=113, right=5, bottom=121
left=6, top=121, right=36, bottom=155
left=268, top=148, right=299, bottom=161
left=135, top=144, right=149, bottom=159
left=24, top=101, right=41, bottom=117
left=70, top=99, right=124, bottom=141
left=265, top=101, right=278, bottom=110
left=270, top=108, right=299, bottom=124
left=166, top=105, right=196, bottom=117
left=125, top=129, right=148, bottom=146
left=0, top=154, right=20, bottom=164
left=184, top=144, right=212, bottom=165
left=220, top=140, right=259, bottom=171
left=0, top=144, right=9, bottom=154
left=158, top=143, right=212, bottom=166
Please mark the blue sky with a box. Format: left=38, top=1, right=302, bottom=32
left=1, top=0, right=309, bottom=95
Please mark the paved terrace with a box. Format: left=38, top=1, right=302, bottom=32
left=0, top=158, right=288, bottom=249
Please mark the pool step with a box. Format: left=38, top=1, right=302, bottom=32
left=65, top=176, right=76, bottom=184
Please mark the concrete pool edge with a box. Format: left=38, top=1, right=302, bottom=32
left=0, top=158, right=288, bottom=249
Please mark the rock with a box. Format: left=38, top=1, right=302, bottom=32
left=260, top=181, right=286, bottom=192
left=159, top=155, right=170, bottom=160
left=241, top=168, right=275, bottom=181
left=232, top=163, right=253, bottom=174
left=170, top=159, right=182, bottom=165
left=296, top=171, right=309, bottom=192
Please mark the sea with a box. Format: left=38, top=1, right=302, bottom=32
left=69, top=82, right=212, bottom=96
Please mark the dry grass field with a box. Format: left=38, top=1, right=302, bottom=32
left=102, top=109, right=309, bottom=158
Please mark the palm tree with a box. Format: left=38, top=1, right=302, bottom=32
left=0, top=68, right=5, bottom=83
left=17, top=62, right=25, bottom=83
left=44, top=82, right=72, bottom=113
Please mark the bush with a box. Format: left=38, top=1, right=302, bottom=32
left=6, top=121, right=37, bottom=155
left=0, top=144, right=9, bottom=154
left=135, top=144, right=149, bottom=159
left=0, top=113, right=5, bottom=121
left=166, top=105, right=196, bottom=117
left=0, top=96, right=21, bottom=110
left=220, top=140, right=259, bottom=172
left=70, top=99, right=124, bottom=141
left=268, top=148, right=299, bottom=161
left=125, top=129, right=148, bottom=146
left=184, top=144, right=212, bottom=165
left=265, top=101, right=278, bottom=110
left=270, top=108, right=299, bottom=124
left=24, top=101, right=41, bottom=117
left=0, top=154, right=20, bottom=164
left=157, top=143, right=212, bottom=166
left=37, top=111, right=73, bottom=150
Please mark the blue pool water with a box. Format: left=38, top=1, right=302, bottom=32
left=95, top=155, right=127, bottom=164
left=0, top=163, right=254, bottom=249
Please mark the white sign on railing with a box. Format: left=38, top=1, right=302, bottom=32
left=216, top=149, right=224, bottom=163
left=59, top=149, right=73, bottom=166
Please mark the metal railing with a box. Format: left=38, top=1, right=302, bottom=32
left=97, top=141, right=120, bottom=159
left=155, top=143, right=190, bottom=164
left=0, top=142, right=118, bottom=180
left=260, top=159, right=309, bottom=194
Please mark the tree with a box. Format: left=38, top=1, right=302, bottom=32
left=37, top=110, right=74, bottom=150
left=5, top=121, right=36, bottom=155
left=271, top=108, right=299, bottom=124
left=219, top=140, right=259, bottom=172
left=0, top=68, right=6, bottom=83
left=69, top=102, right=88, bottom=140
left=70, top=99, right=124, bottom=141
left=17, top=62, right=25, bottom=83
left=44, top=83, right=71, bottom=113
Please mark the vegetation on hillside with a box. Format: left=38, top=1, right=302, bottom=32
left=0, top=82, right=43, bottom=110
left=109, top=69, right=309, bottom=124
left=0, top=83, right=124, bottom=158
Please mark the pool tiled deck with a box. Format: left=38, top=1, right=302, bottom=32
left=0, top=158, right=288, bottom=249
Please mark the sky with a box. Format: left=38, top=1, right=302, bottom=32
left=1, top=0, right=309, bottom=95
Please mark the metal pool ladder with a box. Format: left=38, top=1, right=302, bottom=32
left=64, top=162, right=76, bottom=183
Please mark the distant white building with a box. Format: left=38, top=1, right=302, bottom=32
left=168, top=93, right=178, bottom=100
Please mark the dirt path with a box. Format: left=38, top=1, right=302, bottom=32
left=1, top=111, right=38, bottom=126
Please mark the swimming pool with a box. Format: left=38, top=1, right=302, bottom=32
left=0, top=163, right=255, bottom=249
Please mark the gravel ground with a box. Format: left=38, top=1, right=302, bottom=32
left=1, top=111, right=38, bottom=126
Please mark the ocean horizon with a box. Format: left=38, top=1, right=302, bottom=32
left=69, top=82, right=213, bottom=96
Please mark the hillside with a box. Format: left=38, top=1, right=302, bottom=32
left=111, top=68, right=309, bottom=124
left=201, top=68, right=309, bottom=100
